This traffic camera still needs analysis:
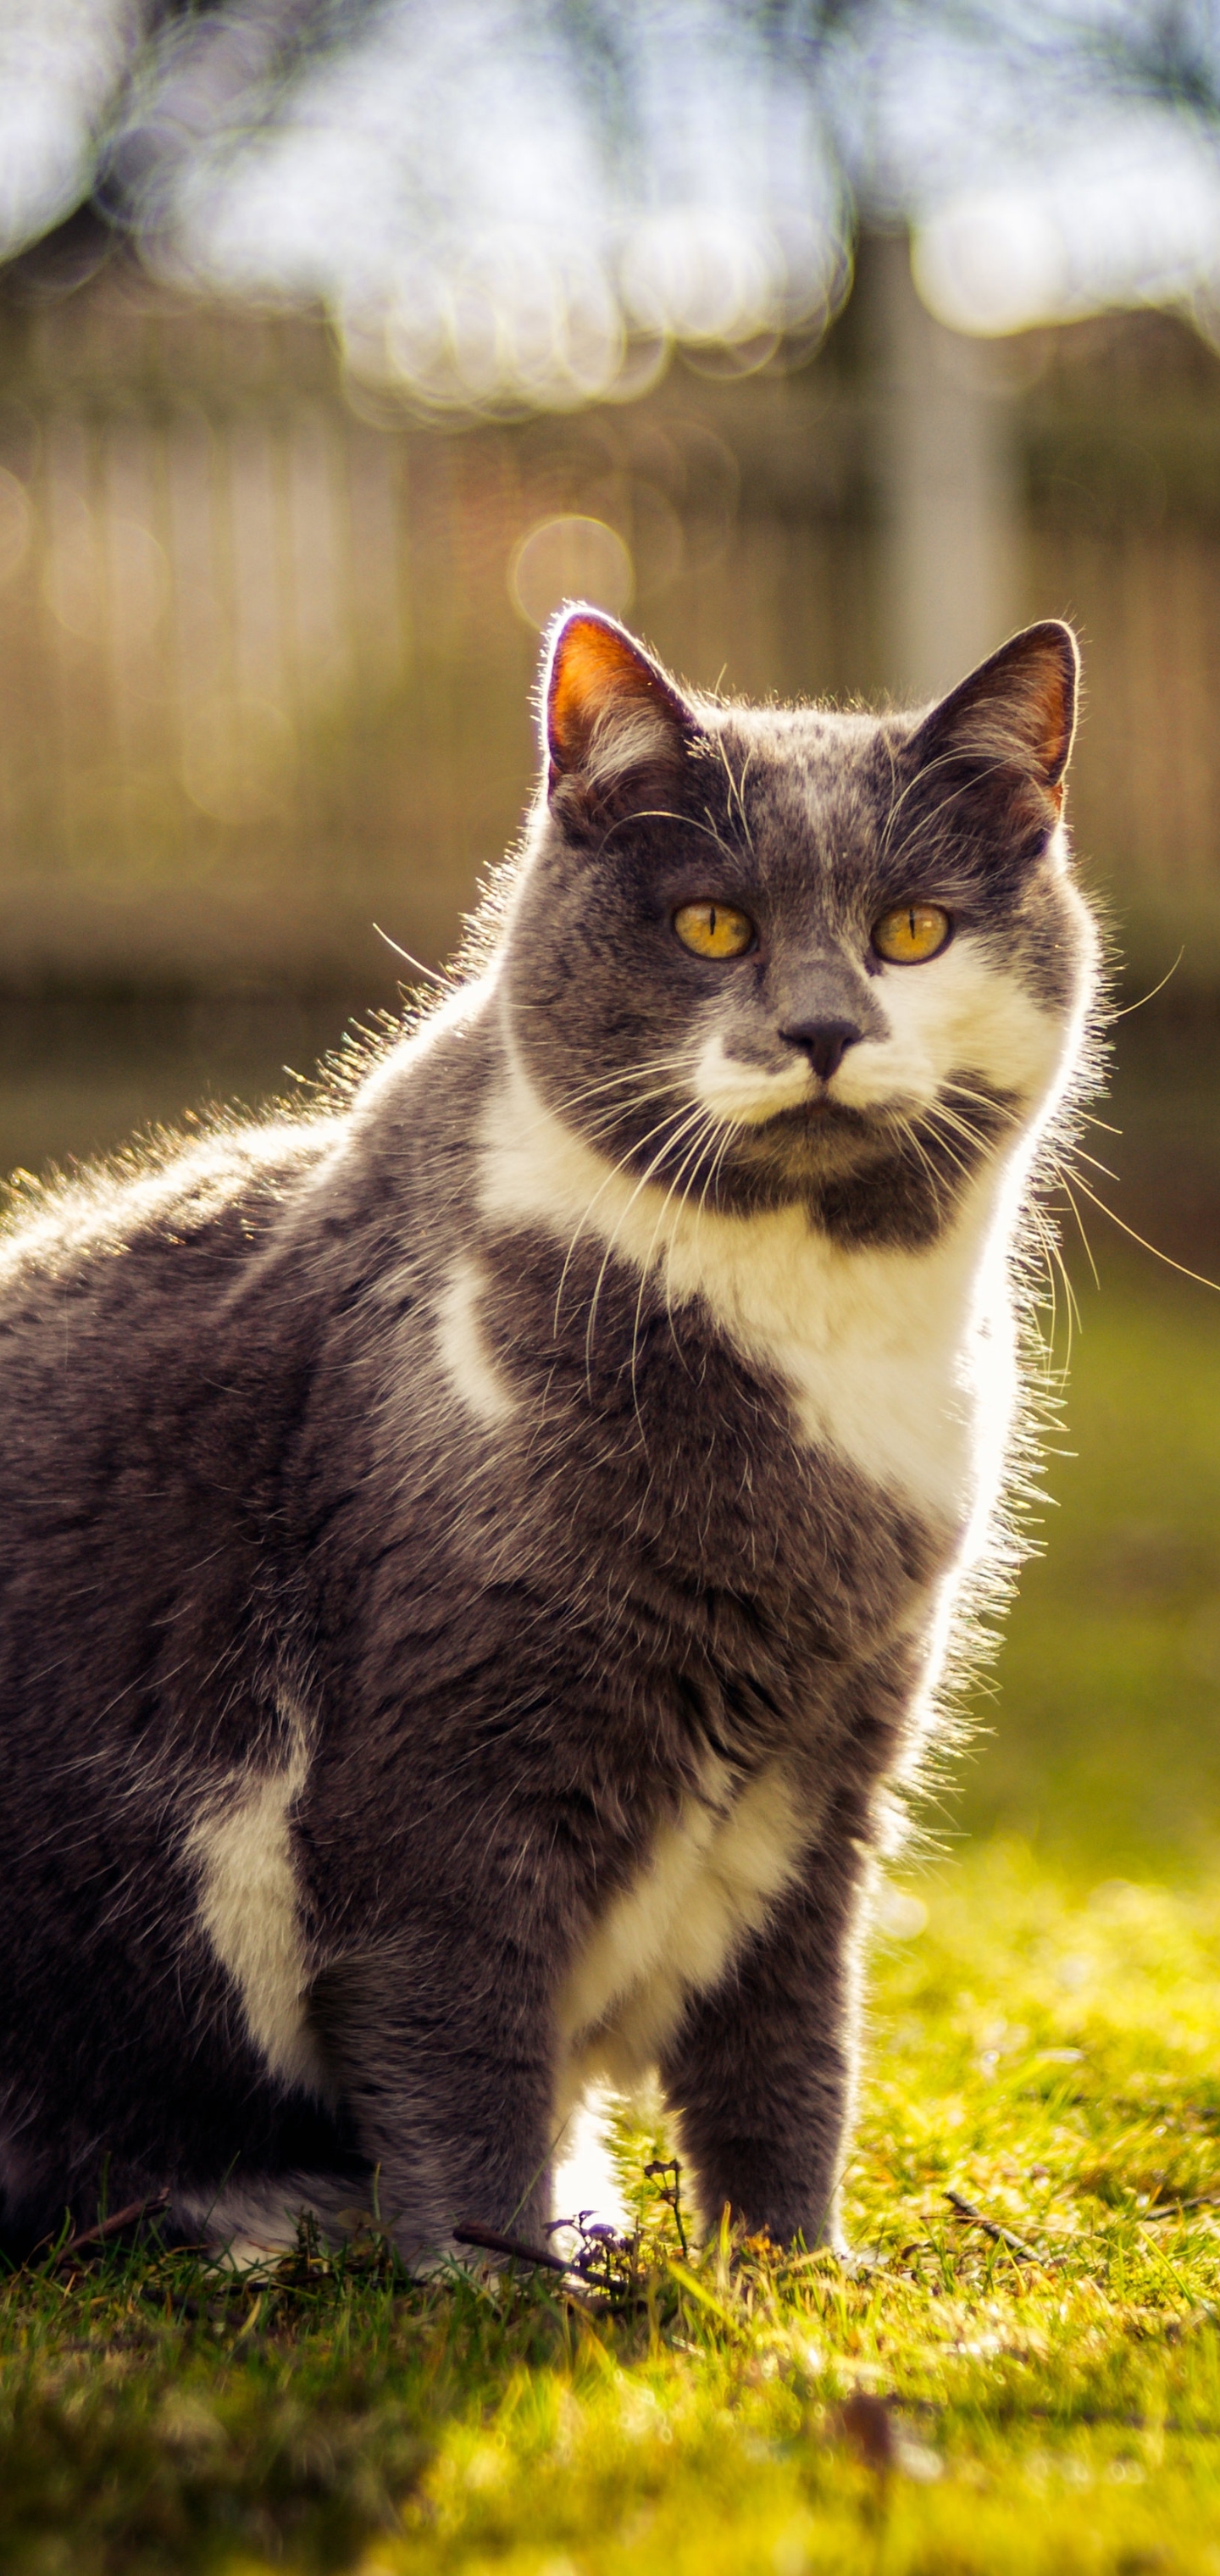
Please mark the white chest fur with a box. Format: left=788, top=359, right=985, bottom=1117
left=556, top=1760, right=809, bottom=2113
left=479, top=1060, right=1022, bottom=1536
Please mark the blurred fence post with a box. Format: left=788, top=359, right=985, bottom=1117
left=866, top=230, right=1020, bottom=702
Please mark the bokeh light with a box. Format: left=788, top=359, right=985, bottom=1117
left=4, top=6, right=1220, bottom=406
left=510, top=517, right=635, bottom=630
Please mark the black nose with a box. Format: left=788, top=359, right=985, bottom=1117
left=779, top=1019, right=863, bottom=1083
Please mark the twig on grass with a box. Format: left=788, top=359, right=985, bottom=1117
left=1141, top=2193, right=1220, bottom=2222
left=945, top=2189, right=1048, bottom=2263
left=55, top=2190, right=170, bottom=2264
left=452, top=2223, right=572, bottom=2274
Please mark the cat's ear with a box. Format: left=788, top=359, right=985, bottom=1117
left=912, top=621, right=1079, bottom=825
left=543, top=608, right=690, bottom=813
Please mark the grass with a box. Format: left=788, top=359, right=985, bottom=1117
left=957, top=1251, right=1220, bottom=1873
left=8, top=1844, right=1220, bottom=2574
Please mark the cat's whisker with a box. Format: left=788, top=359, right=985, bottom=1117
left=1051, top=1165, right=1220, bottom=1304
left=879, top=741, right=977, bottom=855
left=940, top=1078, right=1022, bottom=1119
left=557, top=1072, right=684, bottom=1121
left=904, top=1114, right=951, bottom=1192
left=922, top=1092, right=1014, bottom=1158
left=918, top=1120, right=984, bottom=1178
left=596, top=807, right=744, bottom=869
left=879, top=747, right=1003, bottom=865
left=1060, top=1143, right=1119, bottom=1184
left=686, top=1114, right=738, bottom=1306
left=904, top=1105, right=981, bottom=1185
left=922, top=1108, right=981, bottom=1153
left=579, top=1101, right=714, bottom=1388
left=641, top=1108, right=741, bottom=1395
left=553, top=1113, right=685, bottom=1339
left=1029, top=1197, right=1081, bottom=1363
left=549, top=1053, right=694, bottom=1117
left=575, top=1084, right=693, bottom=1146
left=707, top=730, right=756, bottom=852
left=913, top=1095, right=979, bottom=1148
left=1051, top=1166, right=1101, bottom=1290
left=552, top=1096, right=704, bottom=1342
left=892, top=1113, right=951, bottom=1217
left=584, top=1105, right=713, bottom=1407
left=629, top=1108, right=725, bottom=1412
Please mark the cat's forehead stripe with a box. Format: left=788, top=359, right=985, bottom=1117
left=690, top=708, right=927, bottom=908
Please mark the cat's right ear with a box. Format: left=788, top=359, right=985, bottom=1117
left=543, top=608, right=690, bottom=821
left=910, top=621, right=1079, bottom=834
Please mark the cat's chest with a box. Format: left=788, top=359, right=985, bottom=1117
left=472, top=1073, right=1013, bottom=1545
left=668, top=1205, right=1013, bottom=1535
left=457, top=1207, right=1008, bottom=1560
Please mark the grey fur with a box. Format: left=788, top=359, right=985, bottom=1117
left=0, top=611, right=1098, bottom=2262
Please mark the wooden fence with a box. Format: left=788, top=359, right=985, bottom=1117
left=0, top=275, right=1216, bottom=991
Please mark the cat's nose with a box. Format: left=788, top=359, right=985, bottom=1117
left=779, top=1019, right=863, bottom=1082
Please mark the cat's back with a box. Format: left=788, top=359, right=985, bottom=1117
left=0, top=1111, right=336, bottom=1405
left=0, top=983, right=487, bottom=1378
left=0, top=1004, right=494, bottom=1683
left=0, top=1117, right=344, bottom=1702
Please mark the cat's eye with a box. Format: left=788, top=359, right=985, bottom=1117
left=673, top=900, right=755, bottom=960
left=871, top=902, right=951, bottom=965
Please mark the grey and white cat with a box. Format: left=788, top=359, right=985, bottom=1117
left=0, top=608, right=1097, bottom=2264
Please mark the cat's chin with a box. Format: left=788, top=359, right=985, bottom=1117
left=735, top=1096, right=894, bottom=1169
left=670, top=1093, right=999, bottom=1239
left=668, top=1098, right=902, bottom=1215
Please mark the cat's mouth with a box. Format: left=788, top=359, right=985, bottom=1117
left=749, top=1095, right=884, bottom=1140
left=711, top=1075, right=1023, bottom=1212
left=698, top=1091, right=901, bottom=1194
left=579, top=1076, right=1014, bottom=1213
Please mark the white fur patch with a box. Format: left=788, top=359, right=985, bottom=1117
left=435, top=1257, right=518, bottom=1425
left=480, top=1052, right=1034, bottom=1527
left=557, top=1762, right=807, bottom=2106
left=692, top=1030, right=812, bottom=1124
left=173, top=2176, right=355, bottom=2265
left=830, top=935, right=1063, bottom=1118
left=186, top=1733, right=323, bottom=2093
left=690, top=934, right=1062, bottom=1131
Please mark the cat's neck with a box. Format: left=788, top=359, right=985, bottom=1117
left=476, top=1041, right=1048, bottom=1530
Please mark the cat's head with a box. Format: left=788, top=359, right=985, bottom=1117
left=498, top=608, right=1099, bottom=1247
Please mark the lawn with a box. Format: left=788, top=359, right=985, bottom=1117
left=7, top=1845, right=1220, bottom=2575
left=3, top=1034, right=1220, bottom=2573
left=958, top=1251, right=1220, bottom=1871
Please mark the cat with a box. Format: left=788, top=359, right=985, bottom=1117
left=0, top=606, right=1098, bottom=2265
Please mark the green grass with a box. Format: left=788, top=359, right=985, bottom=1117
left=8, top=1844, right=1220, bottom=2574
left=958, top=1252, right=1220, bottom=1872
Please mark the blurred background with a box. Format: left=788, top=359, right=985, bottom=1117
left=1, top=0, right=1220, bottom=1875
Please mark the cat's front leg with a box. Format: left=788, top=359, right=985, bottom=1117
left=308, top=1943, right=557, bottom=2265
left=657, top=1823, right=868, bottom=2250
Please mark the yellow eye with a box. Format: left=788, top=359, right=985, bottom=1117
left=673, top=900, right=755, bottom=960
left=872, top=902, right=951, bottom=965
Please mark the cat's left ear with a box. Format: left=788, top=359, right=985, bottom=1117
left=912, top=621, right=1079, bottom=823
left=543, top=607, right=691, bottom=816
